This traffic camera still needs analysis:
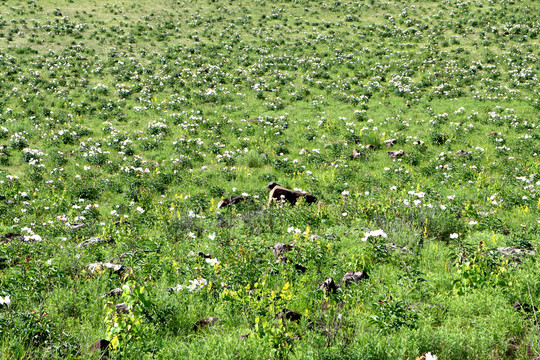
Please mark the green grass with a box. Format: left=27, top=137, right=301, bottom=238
left=0, top=0, right=539, bottom=358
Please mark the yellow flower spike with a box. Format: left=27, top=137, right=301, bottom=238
left=110, top=336, right=119, bottom=349
left=283, top=282, right=290, bottom=291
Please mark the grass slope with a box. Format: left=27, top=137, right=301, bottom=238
left=0, top=0, right=539, bottom=358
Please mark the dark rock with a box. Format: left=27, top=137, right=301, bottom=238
left=193, top=316, right=219, bottom=331
left=387, top=150, right=407, bottom=158
left=217, top=196, right=246, bottom=209
left=101, top=288, right=123, bottom=298
left=413, top=140, right=425, bottom=146
left=116, top=303, right=130, bottom=314
left=454, top=150, right=471, bottom=157
left=196, top=252, right=213, bottom=259
left=89, top=339, right=110, bottom=360
left=267, top=182, right=317, bottom=207
left=386, top=243, right=409, bottom=254
left=338, top=271, right=369, bottom=287
left=0, top=233, right=24, bottom=243
left=276, top=309, right=302, bottom=322
left=277, top=256, right=289, bottom=264
left=271, top=243, right=294, bottom=259
left=76, top=237, right=111, bottom=248
left=324, top=233, right=338, bottom=240
left=364, top=144, right=380, bottom=151
left=113, top=249, right=161, bottom=261
left=294, top=263, right=307, bottom=273
left=318, top=277, right=338, bottom=293
left=69, top=222, right=87, bottom=230
left=496, top=247, right=535, bottom=258
left=513, top=301, right=538, bottom=314
left=351, top=148, right=368, bottom=159
left=384, top=139, right=397, bottom=148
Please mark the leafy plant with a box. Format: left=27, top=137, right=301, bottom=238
left=104, top=282, right=151, bottom=353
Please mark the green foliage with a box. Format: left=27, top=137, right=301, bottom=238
left=104, top=282, right=151, bottom=354
left=0, top=0, right=539, bottom=358
left=452, top=242, right=511, bottom=296
left=369, top=297, right=419, bottom=333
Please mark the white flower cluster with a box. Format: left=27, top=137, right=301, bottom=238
left=0, top=295, right=10, bottom=307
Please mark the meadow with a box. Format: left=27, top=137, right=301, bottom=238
left=0, top=0, right=539, bottom=358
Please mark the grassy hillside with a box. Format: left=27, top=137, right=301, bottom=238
left=0, top=0, right=539, bottom=358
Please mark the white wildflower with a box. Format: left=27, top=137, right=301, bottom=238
left=205, top=258, right=220, bottom=266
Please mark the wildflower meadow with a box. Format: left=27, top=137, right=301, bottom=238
left=0, top=0, right=539, bottom=358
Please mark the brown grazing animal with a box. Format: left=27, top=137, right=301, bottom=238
left=267, top=182, right=317, bottom=207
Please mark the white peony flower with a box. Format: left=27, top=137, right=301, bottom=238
left=205, top=258, right=220, bottom=266
left=0, top=295, right=10, bottom=306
